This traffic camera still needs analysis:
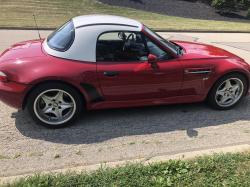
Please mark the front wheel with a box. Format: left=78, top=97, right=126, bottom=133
left=206, top=73, right=247, bottom=110
left=27, top=83, right=83, bottom=128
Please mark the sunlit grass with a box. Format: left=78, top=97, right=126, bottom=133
left=3, top=150, right=250, bottom=186
left=0, top=0, right=250, bottom=31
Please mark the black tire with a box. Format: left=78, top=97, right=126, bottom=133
left=206, top=73, right=247, bottom=110
left=27, top=82, right=83, bottom=128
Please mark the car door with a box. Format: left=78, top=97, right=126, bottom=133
left=96, top=31, right=183, bottom=101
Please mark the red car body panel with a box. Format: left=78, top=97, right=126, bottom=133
left=174, top=40, right=240, bottom=59
left=177, top=57, right=250, bottom=96
left=0, top=81, right=32, bottom=110
left=169, top=40, right=250, bottom=97
left=97, top=59, right=183, bottom=101
left=0, top=40, right=104, bottom=108
left=0, top=30, right=250, bottom=111
left=0, top=40, right=46, bottom=62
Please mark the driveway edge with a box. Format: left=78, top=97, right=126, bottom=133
left=1, top=144, right=249, bottom=185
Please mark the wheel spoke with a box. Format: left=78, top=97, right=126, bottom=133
left=43, top=108, right=62, bottom=119
left=41, top=95, right=52, bottom=105
left=42, top=107, right=53, bottom=114
left=55, top=108, right=63, bottom=119
left=216, top=91, right=225, bottom=96
left=219, top=95, right=229, bottom=104
left=229, top=92, right=235, bottom=99
left=218, top=84, right=227, bottom=92
left=225, top=80, right=233, bottom=89
left=60, top=103, right=74, bottom=110
left=55, top=91, right=64, bottom=102
left=231, top=84, right=239, bottom=92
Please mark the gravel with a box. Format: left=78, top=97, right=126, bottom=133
left=98, top=0, right=250, bottom=23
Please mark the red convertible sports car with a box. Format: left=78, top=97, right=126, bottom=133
left=0, top=15, right=249, bottom=128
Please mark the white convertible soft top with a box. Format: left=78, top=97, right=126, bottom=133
left=43, top=15, right=143, bottom=62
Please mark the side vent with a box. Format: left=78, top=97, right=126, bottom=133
left=185, top=68, right=212, bottom=74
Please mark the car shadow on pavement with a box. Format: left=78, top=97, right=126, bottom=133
left=13, top=97, right=250, bottom=145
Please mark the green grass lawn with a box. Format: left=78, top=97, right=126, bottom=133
left=1, top=0, right=250, bottom=31
left=2, top=150, right=250, bottom=186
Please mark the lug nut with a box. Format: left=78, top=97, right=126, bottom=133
left=52, top=108, right=55, bottom=111
left=58, top=106, right=61, bottom=109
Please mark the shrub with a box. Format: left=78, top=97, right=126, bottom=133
left=239, top=0, right=250, bottom=7
left=247, top=8, right=250, bottom=18
left=212, top=0, right=250, bottom=12
left=212, top=0, right=237, bottom=12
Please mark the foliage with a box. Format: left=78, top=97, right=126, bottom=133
left=239, top=0, right=250, bottom=6
left=212, top=0, right=237, bottom=11
left=247, top=8, right=250, bottom=18
left=212, top=0, right=250, bottom=12
left=3, top=151, right=250, bottom=187
left=0, top=155, right=9, bottom=159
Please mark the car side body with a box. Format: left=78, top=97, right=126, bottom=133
left=0, top=15, right=249, bottom=128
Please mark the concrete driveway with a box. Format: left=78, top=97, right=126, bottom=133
left=0, top=30, right=250, bottom=177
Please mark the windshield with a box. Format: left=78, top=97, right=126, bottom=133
left=144, top=26, right=177, bottom=54
left=47, top=20, right=75, bottom=52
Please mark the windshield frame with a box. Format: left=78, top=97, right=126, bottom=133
left=143, top=25, right=178, bottom=55
left=47, top=20, right=75, bottom=52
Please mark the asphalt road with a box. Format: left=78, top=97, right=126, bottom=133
left=1, top=30, right=250, bottom=177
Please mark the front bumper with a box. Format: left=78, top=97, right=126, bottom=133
left=0, top=81, right=33, bottom=110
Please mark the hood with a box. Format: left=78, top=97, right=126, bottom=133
left=0, top=39, right=46, bottom=62
left=171, top=40, right=241, bottom=60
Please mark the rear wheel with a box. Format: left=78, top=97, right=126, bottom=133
left=27, top=83, right=83, bottom=128
left=207, top=73, right=247, bottom=110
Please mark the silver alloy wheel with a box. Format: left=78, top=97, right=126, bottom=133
left=34, top=89, right=76, bottom=125
left=215, top=78, right=244, bottom=107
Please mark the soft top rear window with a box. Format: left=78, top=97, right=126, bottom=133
left=47, top=20, right=75, bottom=52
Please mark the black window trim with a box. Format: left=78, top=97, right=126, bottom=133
left=47, top=20, right=75, bottom=52
left=141, top=32, right=150, bottom=56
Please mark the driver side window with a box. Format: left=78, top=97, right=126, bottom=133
left=144, top=35, right=175, bottom=60
left=96, top=31, right=147, bottom=62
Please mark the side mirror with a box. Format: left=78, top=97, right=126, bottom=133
left=118, top=32, right=126, bottom=40
left=148, top=54, right=159, bottom=68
